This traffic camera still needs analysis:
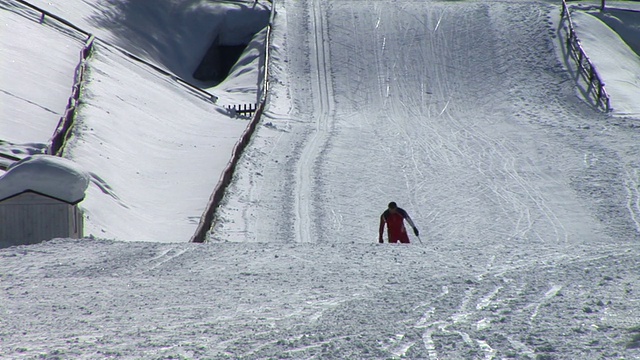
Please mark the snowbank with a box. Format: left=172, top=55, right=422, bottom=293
left=0, top=155, right=89, bottom=204
left=24, top=0, right=270, bottom=88
left=0, top=3, right=84, bottom=145
left=215, top=25, right=269, bottom=106
left=571, top=8, right=640, bottom=116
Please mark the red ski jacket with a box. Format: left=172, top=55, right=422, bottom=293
left=379, top=207, right=416, bottom=243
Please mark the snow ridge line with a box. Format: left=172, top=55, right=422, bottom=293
left=191, top=1, right=277, bottom=243
left=294, top=0, right=334, bottom=243
left=191, top=102, right=267, bottom=243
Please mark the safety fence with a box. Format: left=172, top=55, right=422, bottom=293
left=13, top=0, right=90, bottom=36
left=49, top=35, right=95, bottom=156
left=226, top=103, right=259, bottom=117
left=560, top=0, right=611, bottom=111
left=190, top=1, right=276, bottom=243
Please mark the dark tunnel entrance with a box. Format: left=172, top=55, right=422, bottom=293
left=193, top=37, right=248, bottom=83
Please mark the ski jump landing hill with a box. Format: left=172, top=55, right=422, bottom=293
left=3, top=0, right=640, bottom=245
left=214, top=0, right=640, bottom=245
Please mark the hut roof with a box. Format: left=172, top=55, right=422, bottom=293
left=0, top=155, right=90, bottom=204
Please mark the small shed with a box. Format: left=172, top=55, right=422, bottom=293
left=0, top=155, right=89, bottom=248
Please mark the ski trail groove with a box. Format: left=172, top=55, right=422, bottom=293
left=624, top=166, right=640, bottom=234
left=526, top=284, right=563, bottom=323
left=294, top=0, right=334, bottom=243
left=144, top=246, right=189, bottom=271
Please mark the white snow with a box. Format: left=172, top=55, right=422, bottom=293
left=0, top=155, right=89, bottom=203
left=571, top=8, right=640, bottom=116
left=19, top=0, right=271, bottom=90
left=0, top=5, right=84, bottom=144
left=2, top=0, right=640, bottom=358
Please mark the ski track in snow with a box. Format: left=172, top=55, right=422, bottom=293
left=293, top=0, right=334, bottom=243
left=209, top=0, right=640, bottom=357
left=312, top=0, right=583, bottom=249
left=143, top=245, right=190, bottom=272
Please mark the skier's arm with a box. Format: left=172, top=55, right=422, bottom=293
left=403, top=212, right=419, bottom=236
left=405, top=215, right=416, bottom=229
left=378, top=215, right=385, bottom=243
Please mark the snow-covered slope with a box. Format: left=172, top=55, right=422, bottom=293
left=572, top=7, right=640, bottom=116
left=1, top=0, right=271, bottom=242
left=0, top=4, right=84, bottom=144
left=20, top=0, right=271, bottom=90
left=215, top=0, right=640, bottom=250
left=2, top=0, right=640, bottom=359
left=1, top=238, right=639, bottom=359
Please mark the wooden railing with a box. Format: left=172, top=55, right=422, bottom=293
left=12, top=0, right=90, bottom=36
left=561, top=0, right=611, bottom=112
left=226, top=103, right=259, bottom=117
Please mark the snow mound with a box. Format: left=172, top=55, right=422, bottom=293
left=572, top=10, right=640, bottom=116
left=0, top=155, right=90, bottom=204
left=91, top=0, right=270, bottom=86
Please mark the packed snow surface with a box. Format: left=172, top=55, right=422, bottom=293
left=0, top=4, right=83, bottom=144
left=3, top=0, right=640, bottom=359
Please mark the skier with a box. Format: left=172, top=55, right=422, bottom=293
left=378, top=202, right=419, bottom=244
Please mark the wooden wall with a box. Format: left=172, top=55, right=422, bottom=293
left=0, top=192, right=83, bottom=248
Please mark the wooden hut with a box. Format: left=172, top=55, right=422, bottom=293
left=0, top=190, right=83, bottom=247
left=0, top=155, right=89, bottom=248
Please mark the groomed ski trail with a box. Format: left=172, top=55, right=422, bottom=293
left=293, top=0, right=334, bottom=243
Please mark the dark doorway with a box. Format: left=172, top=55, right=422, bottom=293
left=193, top=37, right=248, bottom=83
